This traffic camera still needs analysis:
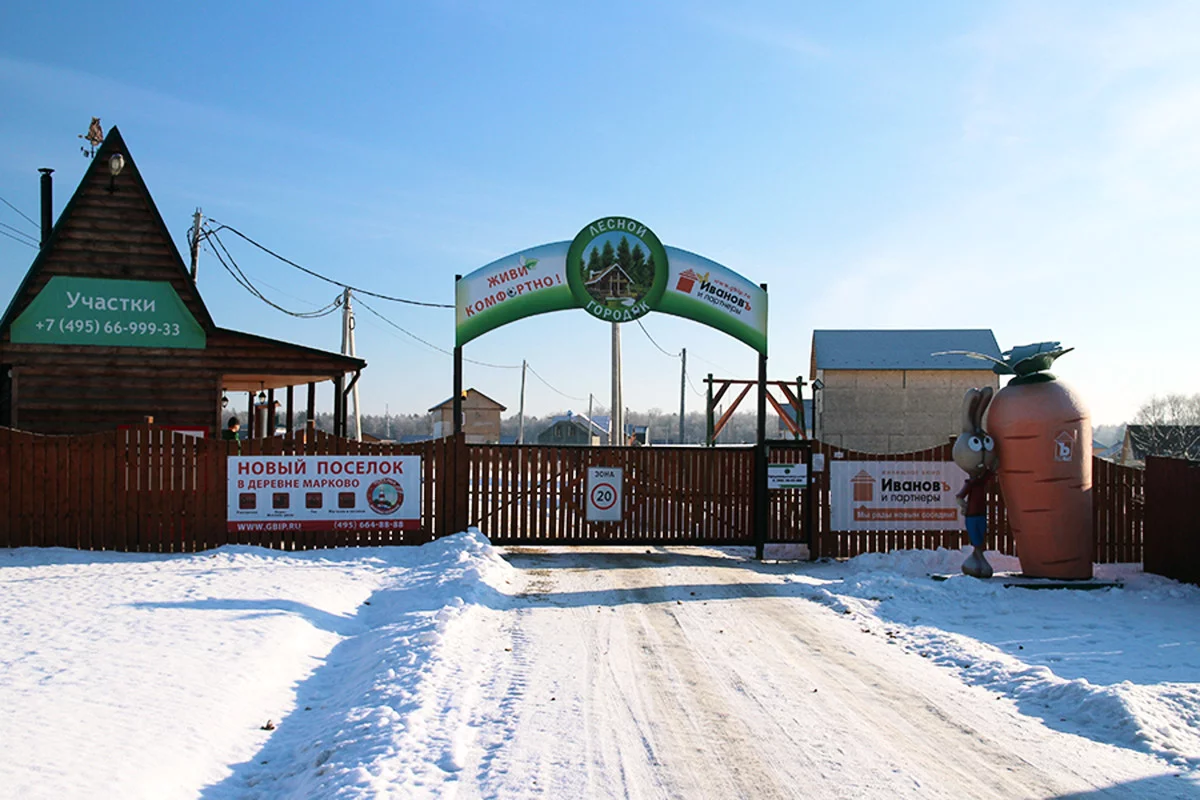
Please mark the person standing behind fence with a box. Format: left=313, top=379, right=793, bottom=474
left=222, top=416, right=241, bottom=453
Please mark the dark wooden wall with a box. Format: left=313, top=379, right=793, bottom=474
left=0, top=128, right=358, bottom=436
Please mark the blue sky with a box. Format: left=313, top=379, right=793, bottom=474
left=1, top=1, right=1197, bottom=424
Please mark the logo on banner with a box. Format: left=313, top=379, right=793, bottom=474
left=566, top=217, right=669, bottom=323
left=367, top=478, right=405, bottom=515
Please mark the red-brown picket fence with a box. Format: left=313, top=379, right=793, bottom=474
left=0, top=425, right=1146, bottom=562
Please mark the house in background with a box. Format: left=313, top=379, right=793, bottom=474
left=1119, top=425, right=1200, bottom=466
left=429, top=388, right=505, bottom=444
left=536, top=412, right=603, bottom=446
left=810, top=329, right=1001, bottom=454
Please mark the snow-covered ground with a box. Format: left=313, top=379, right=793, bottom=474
left=2, top=533, right=1198, bottom=798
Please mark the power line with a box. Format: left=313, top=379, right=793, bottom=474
left=355, top=295, right=520, bottom=369
left=0, top=196, right=38, bottom=231
left=0, top=228, right=37, bottom=249
left=206, top=220, right=454, bottom=308
left=0, top=221, right=37, bottom=245
left=526, top=363, right=587, bottom=401
left=206, top=229, right=342, bottom=318
left=685, top=371, right=706, bottom=398
left=635, top=318, right=681, bottom=358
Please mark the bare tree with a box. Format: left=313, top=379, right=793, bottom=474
left=1132, top=393, right=1200, bottom=426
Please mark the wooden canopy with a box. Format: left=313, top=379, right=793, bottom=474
left=0, top=126, right=364, bottom=435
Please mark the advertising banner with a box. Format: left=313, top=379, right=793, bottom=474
left=455, top=242, right=574, bottom=347
left=455, top=218, right=768, bottom=354
left=658, top=247, right=768, bottom=355
left=830, top=460, right=967, bottom=531
left=11, top=276, right=206, bottom=348
left=227, top=455, right=421, bottom=534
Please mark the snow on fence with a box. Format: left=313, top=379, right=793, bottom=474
left=0, top=425, right=1145, bottom=561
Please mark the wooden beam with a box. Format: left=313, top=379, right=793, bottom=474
left=713, top=383, right=753, bottom=439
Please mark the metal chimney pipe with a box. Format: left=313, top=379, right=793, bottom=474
left=38, top=168, right=54, bottom=248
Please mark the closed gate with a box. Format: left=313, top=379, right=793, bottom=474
left=764, top=439, right=814, bottom=546
left=465, top=444, right=758, bottom=545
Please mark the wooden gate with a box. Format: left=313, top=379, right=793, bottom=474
left=465, top=444, right=756, bottom=545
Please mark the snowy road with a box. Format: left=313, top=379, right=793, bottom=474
left=373, top=547, right=1193, bottom=799
left=5, top=537, right=1198, bottom=799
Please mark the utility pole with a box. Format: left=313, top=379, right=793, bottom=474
left=611, top=322, right=623, bottom=446
left=587, top=393, right=594, bottom=440
left=386, top=403, right=391, bottom=440
left=679, top=347, right=687, bottom=445
left=518, top=359, right=527, bottom=444
left=189, top=208, right=203, bottom=281
left=341, top=288, right=362, bottom=441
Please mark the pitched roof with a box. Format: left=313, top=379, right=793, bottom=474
left=810, top=329, right=1001, bottom=375
left=428, top=387, right=507, bottom=412
left=0, top=126, right=216, bottom=337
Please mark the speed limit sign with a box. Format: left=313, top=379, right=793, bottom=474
left=586, top=467, right=623, bottom=522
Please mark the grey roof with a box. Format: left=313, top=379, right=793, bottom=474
left=811, top=329, right=1001, bottom=373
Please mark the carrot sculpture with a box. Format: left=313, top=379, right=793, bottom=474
left=939, top=343, right=1092, bottom=579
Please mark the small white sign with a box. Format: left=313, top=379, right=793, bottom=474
left=586, top=467, right=623, bottom=522
left=768, top=463, right=808, bottom=490
left=812, top=453, right=826, bottom=473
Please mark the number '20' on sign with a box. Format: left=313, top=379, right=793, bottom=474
left=586, top=467, right=623, bottom=522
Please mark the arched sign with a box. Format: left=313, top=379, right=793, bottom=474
left=455, top=217, right=768, bottom=354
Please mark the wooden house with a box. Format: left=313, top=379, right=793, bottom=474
left=0, top=127, right=364, bottom=437
left=429, top=388, right=505, bottom=444
left=585, top=264, right=633, bottom=300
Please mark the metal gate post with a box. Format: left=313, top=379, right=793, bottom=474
left=754, top=308, right=768, bottom=560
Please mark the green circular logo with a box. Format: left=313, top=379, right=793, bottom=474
left=566, top=217, right=668, bottom=322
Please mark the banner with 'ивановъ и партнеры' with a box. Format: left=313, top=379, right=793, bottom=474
left=454, top=218, right=767, bottom=354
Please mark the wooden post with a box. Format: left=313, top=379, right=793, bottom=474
left=286, top=385, right=294, bottom=437
left=306, top=382, right=317, bottom=442
left=705, top=372, right=714, bottom=447
left=333, top=377, right=344, bottom=437
left=267, top=388, right=275, bottom=436
left=246, top=392, right=255, bottom=439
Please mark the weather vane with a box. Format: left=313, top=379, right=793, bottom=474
left=79, top=117, right=104, bottom=158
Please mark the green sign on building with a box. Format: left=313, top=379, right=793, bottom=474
left=10, top=276, right=207, bottom=349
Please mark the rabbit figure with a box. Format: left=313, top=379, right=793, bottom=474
left=953, top=387, right=998, bottom=578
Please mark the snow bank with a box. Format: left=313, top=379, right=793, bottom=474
left=204, top=528, right=515, bottom=798
left=0, top=529, right=511, bottom=800
left=786, top=549, right=1200, bottom=768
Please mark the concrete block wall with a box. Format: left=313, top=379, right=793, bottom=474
left=816, top=368, right=999, bottom=454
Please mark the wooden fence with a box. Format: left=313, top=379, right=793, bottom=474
left=1143, top=456, right=1200, bottom=585
left=802, top=441, right=1143, bottom=563
left=0, top=425, right=1147, bottom=561
left=0, top=425, right=465, bottom=552
left=466, top=444, right=755, bottom=545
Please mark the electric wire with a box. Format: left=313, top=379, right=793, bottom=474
left=205, top=229, right=342, bottom=318
left=635, top=318, right=681, bottom=358
left=686, top=371, right=706, bottom=397
left=0, top=228, right=37, bottom=248
left=0, top=221, right=38, bottom=245
left=205, top=220, right=454, bottom=308
left=0, top=196, right=38, bottom=231
left=355, top=296, right=521, bottom=369
left=357, top=296, right=588, bottom=400
left=526, top=363, right=587, bottom=402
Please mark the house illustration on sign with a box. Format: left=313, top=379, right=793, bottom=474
left=1054, top=430, right=1076, bottom=462
left=851, top=470, right=875, bottom=502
